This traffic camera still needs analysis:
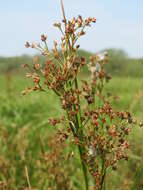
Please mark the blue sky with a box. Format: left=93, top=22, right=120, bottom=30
left=0, top=0, right=143, bottom=57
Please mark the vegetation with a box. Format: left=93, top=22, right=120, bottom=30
left=0, top=1, right=143, bottom=190
left=1, top=74, right=143, bottom=189
left=1, top=49, right=143, bottom=77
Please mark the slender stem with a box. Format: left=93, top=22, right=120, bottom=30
left=75, top=77, right=82, bottom=127
left=66, top=110, right=76, bottom=136
left=60, top=0, right=66, bottom=23
left=78, top=145, right=89, bottom=190
left=99, top=154, right=106, bottom=190
left=25, top=165, right=31, bottom=190
left=67, top=110, right=89, bottom=190
left=99, top=171, right=106, bottom=190
left=59, top=2, right=89, bottom=188
left=74, top=77, right=89, bottom=190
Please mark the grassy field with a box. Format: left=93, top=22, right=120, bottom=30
left=0, top=72, right=143, bottom=189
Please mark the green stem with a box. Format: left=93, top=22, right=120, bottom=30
left=66, top=110, right=76, bottom=136
left=99, top=154, right=106, bottom=190
left=75, top=78, right=82, bottom=126
left=74, top=77, right=89, bottom=190
left=78, top=145, right=89, bottom=190
left=99, top=171, right=106, bottom=190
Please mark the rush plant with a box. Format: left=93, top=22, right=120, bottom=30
left=23, top=1, right=136, bottom=189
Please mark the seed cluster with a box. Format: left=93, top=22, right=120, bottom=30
left=23, top=3, right=136, bottom=190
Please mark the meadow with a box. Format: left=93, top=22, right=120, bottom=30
left=0, top=53, right=143, bottom=189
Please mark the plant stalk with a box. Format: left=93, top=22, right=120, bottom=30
left=78, top=145, right=89, bottom=190
left=74, top=77, right=89, bottom=190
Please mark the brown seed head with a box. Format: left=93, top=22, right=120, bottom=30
left=25, top=41, right=30, bottom=48
left=41, top=34, right=47, bottom=42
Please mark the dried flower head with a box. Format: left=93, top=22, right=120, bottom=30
left=23, top=1, right=136, bottom=190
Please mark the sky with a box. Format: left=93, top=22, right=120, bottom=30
left=0, top=0, right=143, bottom=58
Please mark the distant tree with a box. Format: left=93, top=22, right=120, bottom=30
left=104, top=48, right=128, bottom=76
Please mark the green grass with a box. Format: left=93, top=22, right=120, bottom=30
left=105, top=77, right=143, bottom=118
left=0, top=73, right=143, bottom=189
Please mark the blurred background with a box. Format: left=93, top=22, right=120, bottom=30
left=0, top=0, right=143, bottom=189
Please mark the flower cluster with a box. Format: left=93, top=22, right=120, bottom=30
left=23, top=1, right=136, bottom=189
